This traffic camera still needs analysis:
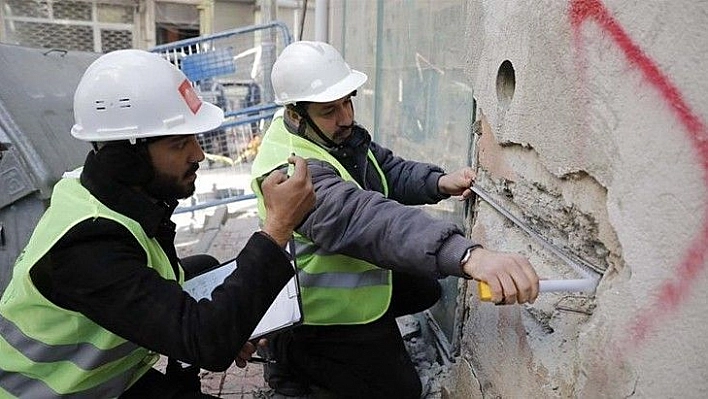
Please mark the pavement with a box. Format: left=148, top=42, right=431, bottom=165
left=167, top=161, right=274, bottom=398
left=172, top=196, right=273, bottom=398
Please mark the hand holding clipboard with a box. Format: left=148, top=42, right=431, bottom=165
left=182, top=239, right=303, bottom=340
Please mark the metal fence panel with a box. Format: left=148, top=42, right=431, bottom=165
left=150, top=21, right=292, bottom=163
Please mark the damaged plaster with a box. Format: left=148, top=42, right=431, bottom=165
left=456, top=1, right=708, bottom=397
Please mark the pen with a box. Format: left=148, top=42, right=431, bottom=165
left=248, top=356, right=277, bottom=364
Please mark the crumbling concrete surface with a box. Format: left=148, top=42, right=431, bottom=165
left=445, top=1, right=708, bottom=398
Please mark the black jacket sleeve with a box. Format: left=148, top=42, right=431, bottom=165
left=37, top=219, right=293, bottom=371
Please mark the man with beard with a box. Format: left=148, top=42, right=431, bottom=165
left=250, top=41, right=539, bottom=398
left=0, top=49, right=315, bottom=398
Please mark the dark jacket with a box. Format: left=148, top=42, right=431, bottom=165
left=30, top=151, right=293, bottom=371
left=297, top=125, right=475, bottom=279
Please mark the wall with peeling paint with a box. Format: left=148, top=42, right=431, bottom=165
left=329, top=0, right=708, bottom=397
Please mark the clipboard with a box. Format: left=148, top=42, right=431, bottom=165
left=182, top=239, right=303, bottom=339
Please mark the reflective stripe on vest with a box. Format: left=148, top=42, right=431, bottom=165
left=0, top=358, right=145, bottom=399
left=0, top=312, right=139, bottom=368
left=293, top=239, right=390, bottom=288
left=251, top=115, right=392, bottom=325
left=297, top=268, right=390, bottom=288
left=0, top=177, right=176, bottom=397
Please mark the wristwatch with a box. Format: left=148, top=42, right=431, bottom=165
left=459, top=246, right=477, bottom=280
left=460, top=247, right=474, bottom=265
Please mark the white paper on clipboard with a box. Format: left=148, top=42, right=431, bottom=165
left=182, top=239, right=302, bottom=339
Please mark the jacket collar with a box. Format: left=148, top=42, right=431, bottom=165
left=79, top=150, right=177, bottom=238
left=327, top=124, right=371, bottom=159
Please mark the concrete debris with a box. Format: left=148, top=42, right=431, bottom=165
left=555, top=295, right=596, bottom=316
left=398, top=315, right=452, bottom=399
left=397, top=314, right=422, bottom=340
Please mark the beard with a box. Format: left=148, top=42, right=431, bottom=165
left=331, top=126, right=353, bottom=143
left=145, top=162, right=199, bottom=200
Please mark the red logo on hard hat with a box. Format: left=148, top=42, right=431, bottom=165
left=178, top=79, right=202, bottom=114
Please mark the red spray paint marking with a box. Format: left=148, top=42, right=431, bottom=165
left=570, top=0, right=708, bottom=352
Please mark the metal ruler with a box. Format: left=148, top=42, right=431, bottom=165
left=469, top=185, right=601, bottom=300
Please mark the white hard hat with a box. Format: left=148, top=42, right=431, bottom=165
left=271, top=41, right=367, bottom=105
left=71, top=49, right=223, bottom=143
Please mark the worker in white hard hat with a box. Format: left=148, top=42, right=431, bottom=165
left=0, top=49, right=315, bottom=398
left=251, top=41, right=540, bottom=398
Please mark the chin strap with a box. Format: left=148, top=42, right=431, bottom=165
left=292, top=103, right=340, bottom=149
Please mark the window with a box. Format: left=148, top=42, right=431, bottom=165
left=1, top=0, right=135, bottom=52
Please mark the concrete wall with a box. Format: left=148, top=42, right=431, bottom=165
left=214, top=1, right=255, bottom=33
left=330, top=0, right=708, bottom=397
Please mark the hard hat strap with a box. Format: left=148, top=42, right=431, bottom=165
left=293, top=103, right=340, bottom=149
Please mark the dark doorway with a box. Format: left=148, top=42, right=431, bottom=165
left=156, top=24, right=199, bottom=45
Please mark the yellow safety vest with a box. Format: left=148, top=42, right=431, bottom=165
left=251, top=114, right=392, bottom=326
left=0, top=177, right=183, bottom=398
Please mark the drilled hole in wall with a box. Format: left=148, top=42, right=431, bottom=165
left=496, top=60, right=516, bottom=109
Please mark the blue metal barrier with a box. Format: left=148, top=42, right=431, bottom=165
left=150, top=21, right=292, bottom=159
left=174, top=194, right=256, bottom=215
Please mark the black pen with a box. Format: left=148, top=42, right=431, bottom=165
left=248, top=356, right=277, bottom=364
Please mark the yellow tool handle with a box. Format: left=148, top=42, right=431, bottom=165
left=477, top=281, right=493, bottom=302
left=477, top=279, right=595, bottom=302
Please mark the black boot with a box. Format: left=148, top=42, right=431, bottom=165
left=165, top=358, right=202, bottom=393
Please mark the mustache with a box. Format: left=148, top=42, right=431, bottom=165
left=334, top=123, right=355, bottom=136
